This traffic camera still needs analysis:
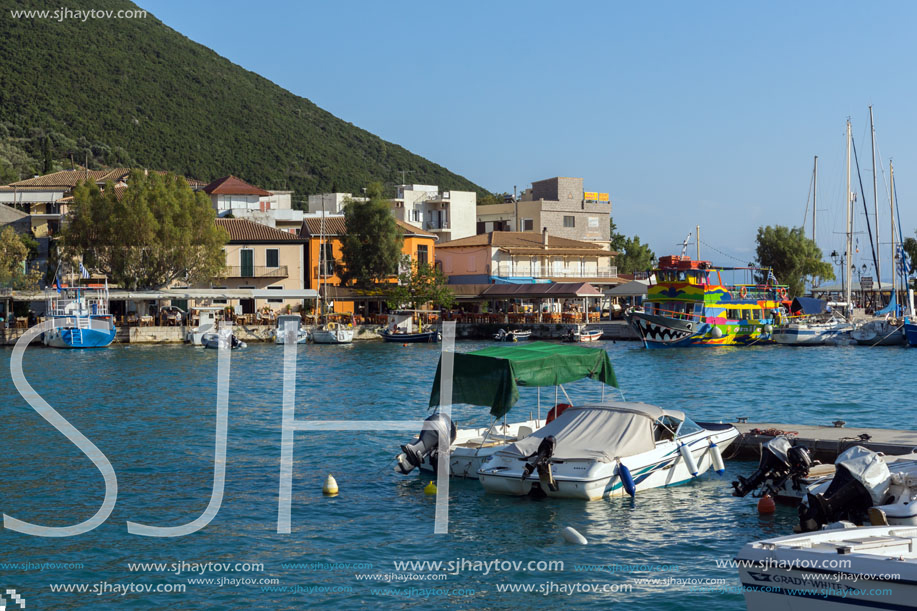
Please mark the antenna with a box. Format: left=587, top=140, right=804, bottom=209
left=397, top=170, right=413, bottom=185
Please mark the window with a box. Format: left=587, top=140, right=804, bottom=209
left=521, top=218, right=534, bottom=231
left=320, top=243, right=335, bottom=276
left=416, top=244, right=429, bottom=264
left=267, top=286, right=283, bottom=303
left=563, top=216, right=575, bottom=228
left=266, top=249, right=279, bottom=268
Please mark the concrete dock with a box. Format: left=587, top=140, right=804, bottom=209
left=727, top=421, right=917, bottom=462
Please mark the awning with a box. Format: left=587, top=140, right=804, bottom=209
left=9, top=288, right=320, bottom=301
left=605, top=279, right=650, bottom=297
left=428, top=341, right=618, bottom=418
left=478, top=282, right=603, bottom=300
left=790, top=297, right=826, bottom=315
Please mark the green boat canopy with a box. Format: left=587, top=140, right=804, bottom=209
left=428, top=341, right=618, bottom=418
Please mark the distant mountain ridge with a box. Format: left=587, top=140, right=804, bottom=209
left=0, top=0, right=485, bottom=200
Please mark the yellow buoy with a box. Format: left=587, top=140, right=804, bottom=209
left=323, top=474, right=339, bottom=496
left=424, top=481, right=437, bottom=495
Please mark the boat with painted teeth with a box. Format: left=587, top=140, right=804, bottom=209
left=625, top=255, right=788, bottom=348
left=477, top=402, right=738, bottom=500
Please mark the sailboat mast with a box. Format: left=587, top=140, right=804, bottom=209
left=845, top=120, right=853, bottom=316
left=813, top=155, right=818, bottom=242
left=319, top=197, right=326, bottom=317
left=870, top=106, right=881, bottom=291
left=890, top=161, right=897, bottom=299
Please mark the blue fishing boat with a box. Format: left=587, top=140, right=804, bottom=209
left=42, top=287, right=117, bottom=348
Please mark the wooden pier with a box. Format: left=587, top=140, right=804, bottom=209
left=726, top=421, right=917, bottom=462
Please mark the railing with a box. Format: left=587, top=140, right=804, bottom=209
left=218, top=266, right=289, bottom=278
left=425, top=220, right=450, bottom=230
left=313, top=265, right=337, bottom=279
left=495, top=265, right=617, bottom=279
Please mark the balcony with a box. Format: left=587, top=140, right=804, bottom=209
left=425, top=220, right=451, bottom=230
left=313, top=265, right=337, bottom=279
left=218, top=266, right=288, bottom=279
left=494, top=264, right=617, bottom=279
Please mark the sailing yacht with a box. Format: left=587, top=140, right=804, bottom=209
left=309, top=205, right=353, bottom=344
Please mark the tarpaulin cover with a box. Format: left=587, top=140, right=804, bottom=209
left=790, top=297, right=827, bottom=315
left=498, top=404, right=659, bottom=461
left=428, top=342, right=617, bottom=418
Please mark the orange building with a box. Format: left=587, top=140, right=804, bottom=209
left=299, top=216, right=437, bottom=314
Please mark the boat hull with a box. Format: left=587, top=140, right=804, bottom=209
left=478, top=425, right=739, bottom=500
left=380, top=330, right=440, bottom=343
left=773, top=323, right=852, bottom=346
left=42, top=317, right=116, bottom=348
left=310, top=327, right=353, bottom=344
left=627, top=311, right=769, bottom=348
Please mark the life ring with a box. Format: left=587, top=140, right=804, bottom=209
left=740, top=286, right=747, bottom=299
left=778, top=288, right=787, bottom=300
left=546, top=403, right=572, bottom=425
left=327, top=321, right=337, bottom=330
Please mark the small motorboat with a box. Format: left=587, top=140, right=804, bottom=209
left=186, top=307, right=222, bottom=346
left=395, top=342, right=619, bottom=479
left=564, top=324, right=602, bottom=342
left=201, top=332, right=246, bottom=350
left=851, top=318, right=905, bottom=346
left=493, top=328, right=532, bottom=342
left=379, top=310, right=440, bottom=343
left=478, top=402, right=738, bottom=500
left=310, top=313, right=354, bottom=344
left=274, top=314, right=308, bottom=344
left=736, top=526, right=917, bottom=610
left=43, top=287, right=116, bottom=348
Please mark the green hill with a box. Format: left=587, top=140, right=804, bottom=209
left=0, top=0, right=486, bottom=199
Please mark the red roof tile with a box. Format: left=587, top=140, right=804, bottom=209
left=215, top=218, right=304, bottom=242
left=204, top=175, right=272, bottom=196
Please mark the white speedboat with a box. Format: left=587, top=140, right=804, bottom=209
left=186, top=307, right=222, bottom=346
left=565, top=324, right=603, bottom=342
left=310, top=318, right=354, bottom=344
left=395, top=342, right=619, bottom=479
left=478, top=402, right=738, bottom=500
left=493, top=328, right=532, bottom=342
left=736, top=526, right=917, bottom=610
left=201, top=332, right=246, bottom=350
left=851, top=319, right=905, bottom=346
left=274, top=314, right=308, bottom=344
left=772, top=315, right=852, bottom=346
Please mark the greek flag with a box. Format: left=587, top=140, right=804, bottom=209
left=54, top=275, right=62, bottom=293
left=79, top=261, right=90, bottom=279
left=766, top=270, right=777, bottom=286
left=898, top=246, right=911, bottom=276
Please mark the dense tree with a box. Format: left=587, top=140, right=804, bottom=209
left=339, top=183, right=403, bottom=288
left=616, top=236, right=656, bottom=275
left=609, top=217, right=627, bottom=253
left=0, top=1, right=485, bottom=198
left=62, top=170, right=228, bottom=290
left=386, top=256, right=455, bottom=311
left=478, top=193, right=511, bottom=206
left=0, top=226, right=40, bottom=290
left=754, top=225, right=834, bottom=297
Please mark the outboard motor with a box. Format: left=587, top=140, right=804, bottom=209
left=394, top=413, right=456, bottom=475
left=798, top=446, right=892, bottom=532
left=522, top=436, right=558, bottom=493
left=732, top=436, right=814, bottom=498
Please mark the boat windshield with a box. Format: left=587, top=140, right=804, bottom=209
left=676, top=416, right=704, bottom=437
left=653, top=415, right=681, bottom=442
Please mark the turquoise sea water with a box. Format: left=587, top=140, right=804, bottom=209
left=0, top=339, right=913, bottom=609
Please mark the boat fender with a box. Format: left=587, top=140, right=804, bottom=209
left=679, top=442, right=699, bottom=477
left=708, top=440, right=725, bottom=475
left=757, top=493, right=775, bottom=514
left=764, top=324, right=774, bottom=334
left=711, top=326, right=723, bottom=339
left=561, top=526, right=588, bottom=545
left=546, top=403, right=571, bottom=425
left=617, top=462, right=636, bottom=498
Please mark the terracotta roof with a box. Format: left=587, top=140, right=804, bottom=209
left=203, top=175, right=272, bottom=196
left=300, top=216, right=436, bottom=239
left=215, top=218, right=305, bottom=242
left=437, top=231, right=612, bottom=254
left=0, top=169, right=206, bottom=191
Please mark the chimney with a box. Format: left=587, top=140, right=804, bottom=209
left=542, top=227, right=549, bottom=247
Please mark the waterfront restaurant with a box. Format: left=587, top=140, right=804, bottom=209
left=444, top=282, right=605, bottom=323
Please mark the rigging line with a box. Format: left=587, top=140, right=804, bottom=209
left=802, top=165, right=815, bottom=230
left=698, top=239, right=749, bottom=265
left=851, top=134, right=881, bottom=278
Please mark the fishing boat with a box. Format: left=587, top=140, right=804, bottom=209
left=394, top=342, right=618, bottom=479
left=379, top=310, right=440, bottom=343
left=493, top=328, right=532, bottom=342
left=736, top=526, right=917, bottom=611
left=310, top=313, right=354, bottom=344
left=625, top=255, right=787, bottom=348
left=274, top=314, right=308, bottom=344
left=478, top=402, right=738, bottom=500
left=42, top=286, right=117, bottom=348
left=564, top=324, right=602, bottom=342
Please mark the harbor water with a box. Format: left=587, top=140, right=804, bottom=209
left=0, top=340, right=913, bottom=609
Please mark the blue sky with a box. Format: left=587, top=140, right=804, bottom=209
left=140, top=0, right=917, bottom=279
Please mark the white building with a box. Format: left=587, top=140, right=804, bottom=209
left=306, top=192, right=366, bottom=215
left=390, top=184, right=476, bottom=242
left=205, top=175, right=302, bottom=234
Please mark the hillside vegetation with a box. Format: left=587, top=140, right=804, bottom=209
left=0, top=0, right=485, bottom=200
